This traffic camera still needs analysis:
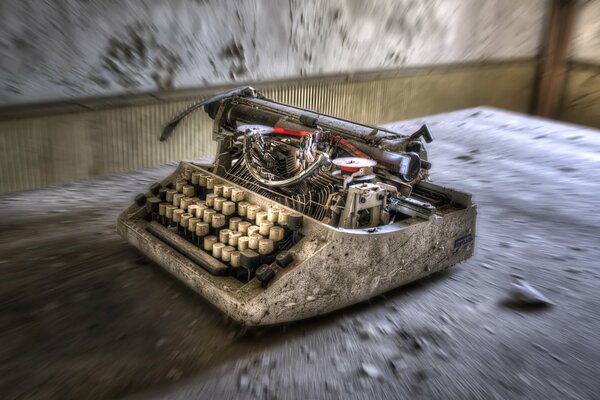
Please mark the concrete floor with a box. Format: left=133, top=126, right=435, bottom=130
left=1, top=107, right=599, bottom=399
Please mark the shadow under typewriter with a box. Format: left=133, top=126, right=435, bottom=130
left=117, top=161, right=475, bottom=326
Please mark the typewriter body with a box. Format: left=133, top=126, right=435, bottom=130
left=117, top=87, right=476, bottom=325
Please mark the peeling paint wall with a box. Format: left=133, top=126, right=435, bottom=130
left=0, top=0, right=547, bottom=106
left=562, top=0, right=600, bottom=128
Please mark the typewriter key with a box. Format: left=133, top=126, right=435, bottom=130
left=173, top=193, right=184, bottom=207
left=213, top=184, right=224, bottom=197
left=212, top=242, right=225, bottom=259
left=222, top=201, right=236, bottom=217
left=213, top=197, right=226, bottom=212
left=247, top=205, right=261, bottom=221
left=165, top=205, right=177, bottom=226
left=277, top=210, right=291, bottom=226
left=238, top=236, right=249, bottom=251
left=187, top=204, right=199, bottom=217
left=237, top=201, right=250, bottom=217
left=238, top=221, right=251, bottom=235
left=259, top=221, right=273, bottom=236
left=258, top=239, right=274, bottom=255
left=219, top=229, right=232, bottom=244
left=206, top=193, right=217, bottom=208
left=230, top=188, right=245, bottom=202
left=222, top=185, right=234, bottom=199
left=211, top=213, right=226, bottom=230
left=256, top=211, right=268, bottom=225
left=158, top=187, right=168, bottom=202
left=180, top=197, right=193, bottom=211
left=203, top=235, right=217, bottom=252
left=269, top=226, right=285, bottom=242
left=196, top=204, right=208, bottom=219
left=175, top=179, right=187, bottom=193
left=229, top=231, right=242, bottom=247
left=166, top=189, right=177, bottom=203
left=249, top=233, right=263, bottom=250
left=230, top=251, right=241, bottom=268
left=267, top=206, right=280, bottom=223
left=196, top=222, right=210, bottom=239
left=222, top=246, right=235, bottom=263
left=229, top=216, right=242, bottom=231
left=182, top=185, right=195, bottom=197
left=150, top=182, right=162, bottom=195
left=203, top=209, right=216, bottom=224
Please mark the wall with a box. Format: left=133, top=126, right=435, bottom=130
left=0, top=0, right=548, bottom=193
left=561, top=0, right=600, bottom=128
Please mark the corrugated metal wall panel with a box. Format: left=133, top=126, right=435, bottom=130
left=0, top=61, right=536, bottom=193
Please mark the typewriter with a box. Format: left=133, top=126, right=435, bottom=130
left=117, top=87, right=476, bottom=325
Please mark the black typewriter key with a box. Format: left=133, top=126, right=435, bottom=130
left=146, top=197, right=161, bottom=220
left=275, top=251, right=294, bottom=268
left=158, top=187, right=168, bottom=201
left=134, top=193, right=147, bottom=207
left=256, top=264, right=276, bottom=288
left=150, top=182, right=162, bottom=195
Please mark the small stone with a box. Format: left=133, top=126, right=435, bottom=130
left=481, top=263, right=493, bottom=270
left=506, top=279, right=552, bottom=307
left=390, top=358, right=408, bottom=372
left=306, top=295, right=316, bottom=301
left=238, top=374, right=250, bottom=390
left=361, top=363, right=384, bottom=380
left=155, top=338, right=167, bottom=348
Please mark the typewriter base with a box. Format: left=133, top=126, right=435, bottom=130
left=117, top=173, right=476, bottom=326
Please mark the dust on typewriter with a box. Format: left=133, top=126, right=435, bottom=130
left=117, top=87, right=476, bottom=325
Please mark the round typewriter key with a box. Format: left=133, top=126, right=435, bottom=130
left=198, top=174, right=208, bottom=187
left=213, top=197, right=226, bottom=212
left=159, top=202, right=169, bottom=223
left=176, top=179, right=187, bottom=193
left=277, top=210, right=290, bottom=226
left=182, top=185, right=195, bottom=197
left=206, top=177, right=215, bottom=191
left=196, top=204, right=208, bottom=219
left=146, top=197, right=161, bottom=213
left=166, top=189, right=177, bottom=203
left=230, top=251, right=241, bottom=268
left=258, top=239, right=274, bottom=255
left=206, top=193, right=217, bottom=208
left=230, top=188, right=245, bottom=202
left=180, top=197, right=193, bottom=211
left=256, top=211, right=268, bottom=225
left=247, top=205, right=261, bottom=221
left=229, top=231, right=242, bottom=246
left=158, top=187, right=168, bottom=201
left=150, top=182, right=162, bottom=195
left=203, top=235, right=217, bottom=252
left=173, top=209, right=184, bottom=223
left=238, top=236, right=249, bottom=251
left=196, top=222, right=210, bottom=237
left=166, top=205, right=177, bottom=225
left=173, top=193, right=184, bottom=207
left=191, top=172, right=202, bottom=185
left=183, top=168, right=192, bottom=180
left=222, top=201, right=236, bottom=216
left=181, top=213, right=193, bottom=234
left=229, top=216, right=242, bottom=231
left=188, top=217, right=200, bottom=233
left=212, top=242, right=225, bottom=259
left=267, top=206, right=280, bottom=223
left=237, top=201, right=250, bottom=217
left=222, top=246, right=235, bottom=263
left=269, top=226, right=285, bottom=242
left=247, top=225, right=260, bottom=237
left=259, top=221, right=274, bottom=236
left=211, top=213, right=226, bottom=230
left=249, top=233, right=263, bottom=250
left=187, top=204, right=199, bottom=217
left=287, top=213, right=304, bottom=230
left=238, top=221, right=251, bottom=235
left=222, top=185, right=234, bottom=199
left=203, top=208, right=216, bottom=224
left=219, top=229, right=232, bottom=244
left=194, top=199, right=206, bottom=206
left=213, top=184, right=224, bottom=197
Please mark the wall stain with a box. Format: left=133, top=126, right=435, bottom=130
left=219, top=40, right=248, bottom=79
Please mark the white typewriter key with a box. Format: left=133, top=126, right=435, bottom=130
left=238, top=236, right=249, bottom=251
left=184, top=168, right=193, bottom=180
left=166, top=205, right=177, bottom=220
left=173, top=193, right=184, bottom=207
left=173, top=209, right=184, bottom=224
left=212, top=242, right=225, bottom=259
left=203, top=208, right=216, bottom=224
left=206, top=177, right=215, bottom=191
left=196, top=222, right=210, bottom=237
left=267, top=206, right=280, bottom=223
left=219, top=229, right=232, bottom=244
left=188, top=217, right=200, bottom=233
left=203, top=235, right=217, bottom=252
left=194, top=199, right=206, bottom=206
left=181, top=213, right=193, bottom=229
left=196, top=204, right=208, bottom=219
left=211, top=213, right=226, bottom=229
left=229, top=216, right=242, bottom=231
left=176, top=179, right=187, bottom=193
left=256, top=211, right=268, bottom=225
left=158, top=202, right=168, bottom=217
left=269, top=226, right=285, bottom=242
left=222, top=201, right=236, bottom=216
left=222, top=246, right=235, bottom=262
left=205, top=193, right=217, bottom=207
left=213, top=197, right=226, bottom=212
left=190, top=197, right=200, bottom=203
left=238, top=221, right=251, bottom=235
left=277, top=210, right=290, bottom=226
left=229, top=231, right=242, bottom=246
left=187, top=204, right=199, bottom=217
left=213, top=184, right=224, bottom=197
left=247, top=205, right=261, bottom=221
left=198, top=175, right=209, bottom=188
left=166, top=189, right=177, bottom=203
left=230, top=251, right=241, bottom=268
left=222, top=185, right=234, bottom=199
left=180, top=197, right=193, bottom=211
left=237, top=201, right=250, bottom=217
left=249, top=233, right=263, bottom=250
left=259, top=221, right=274, bottom=236
left=182, top=185, right=195, bottom=197
left=258, top=239, right=274, bottom=255
left=247, top=225, right=260, bottom=237
left=191, top=172, right=202, bottom=185
left=230, top=188, right=245, bottom=202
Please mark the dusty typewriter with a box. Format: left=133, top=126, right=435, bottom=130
left=117, top=87, right=476, bottom=325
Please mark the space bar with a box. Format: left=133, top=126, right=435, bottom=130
left=146, top=221, right=230, bottom=276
